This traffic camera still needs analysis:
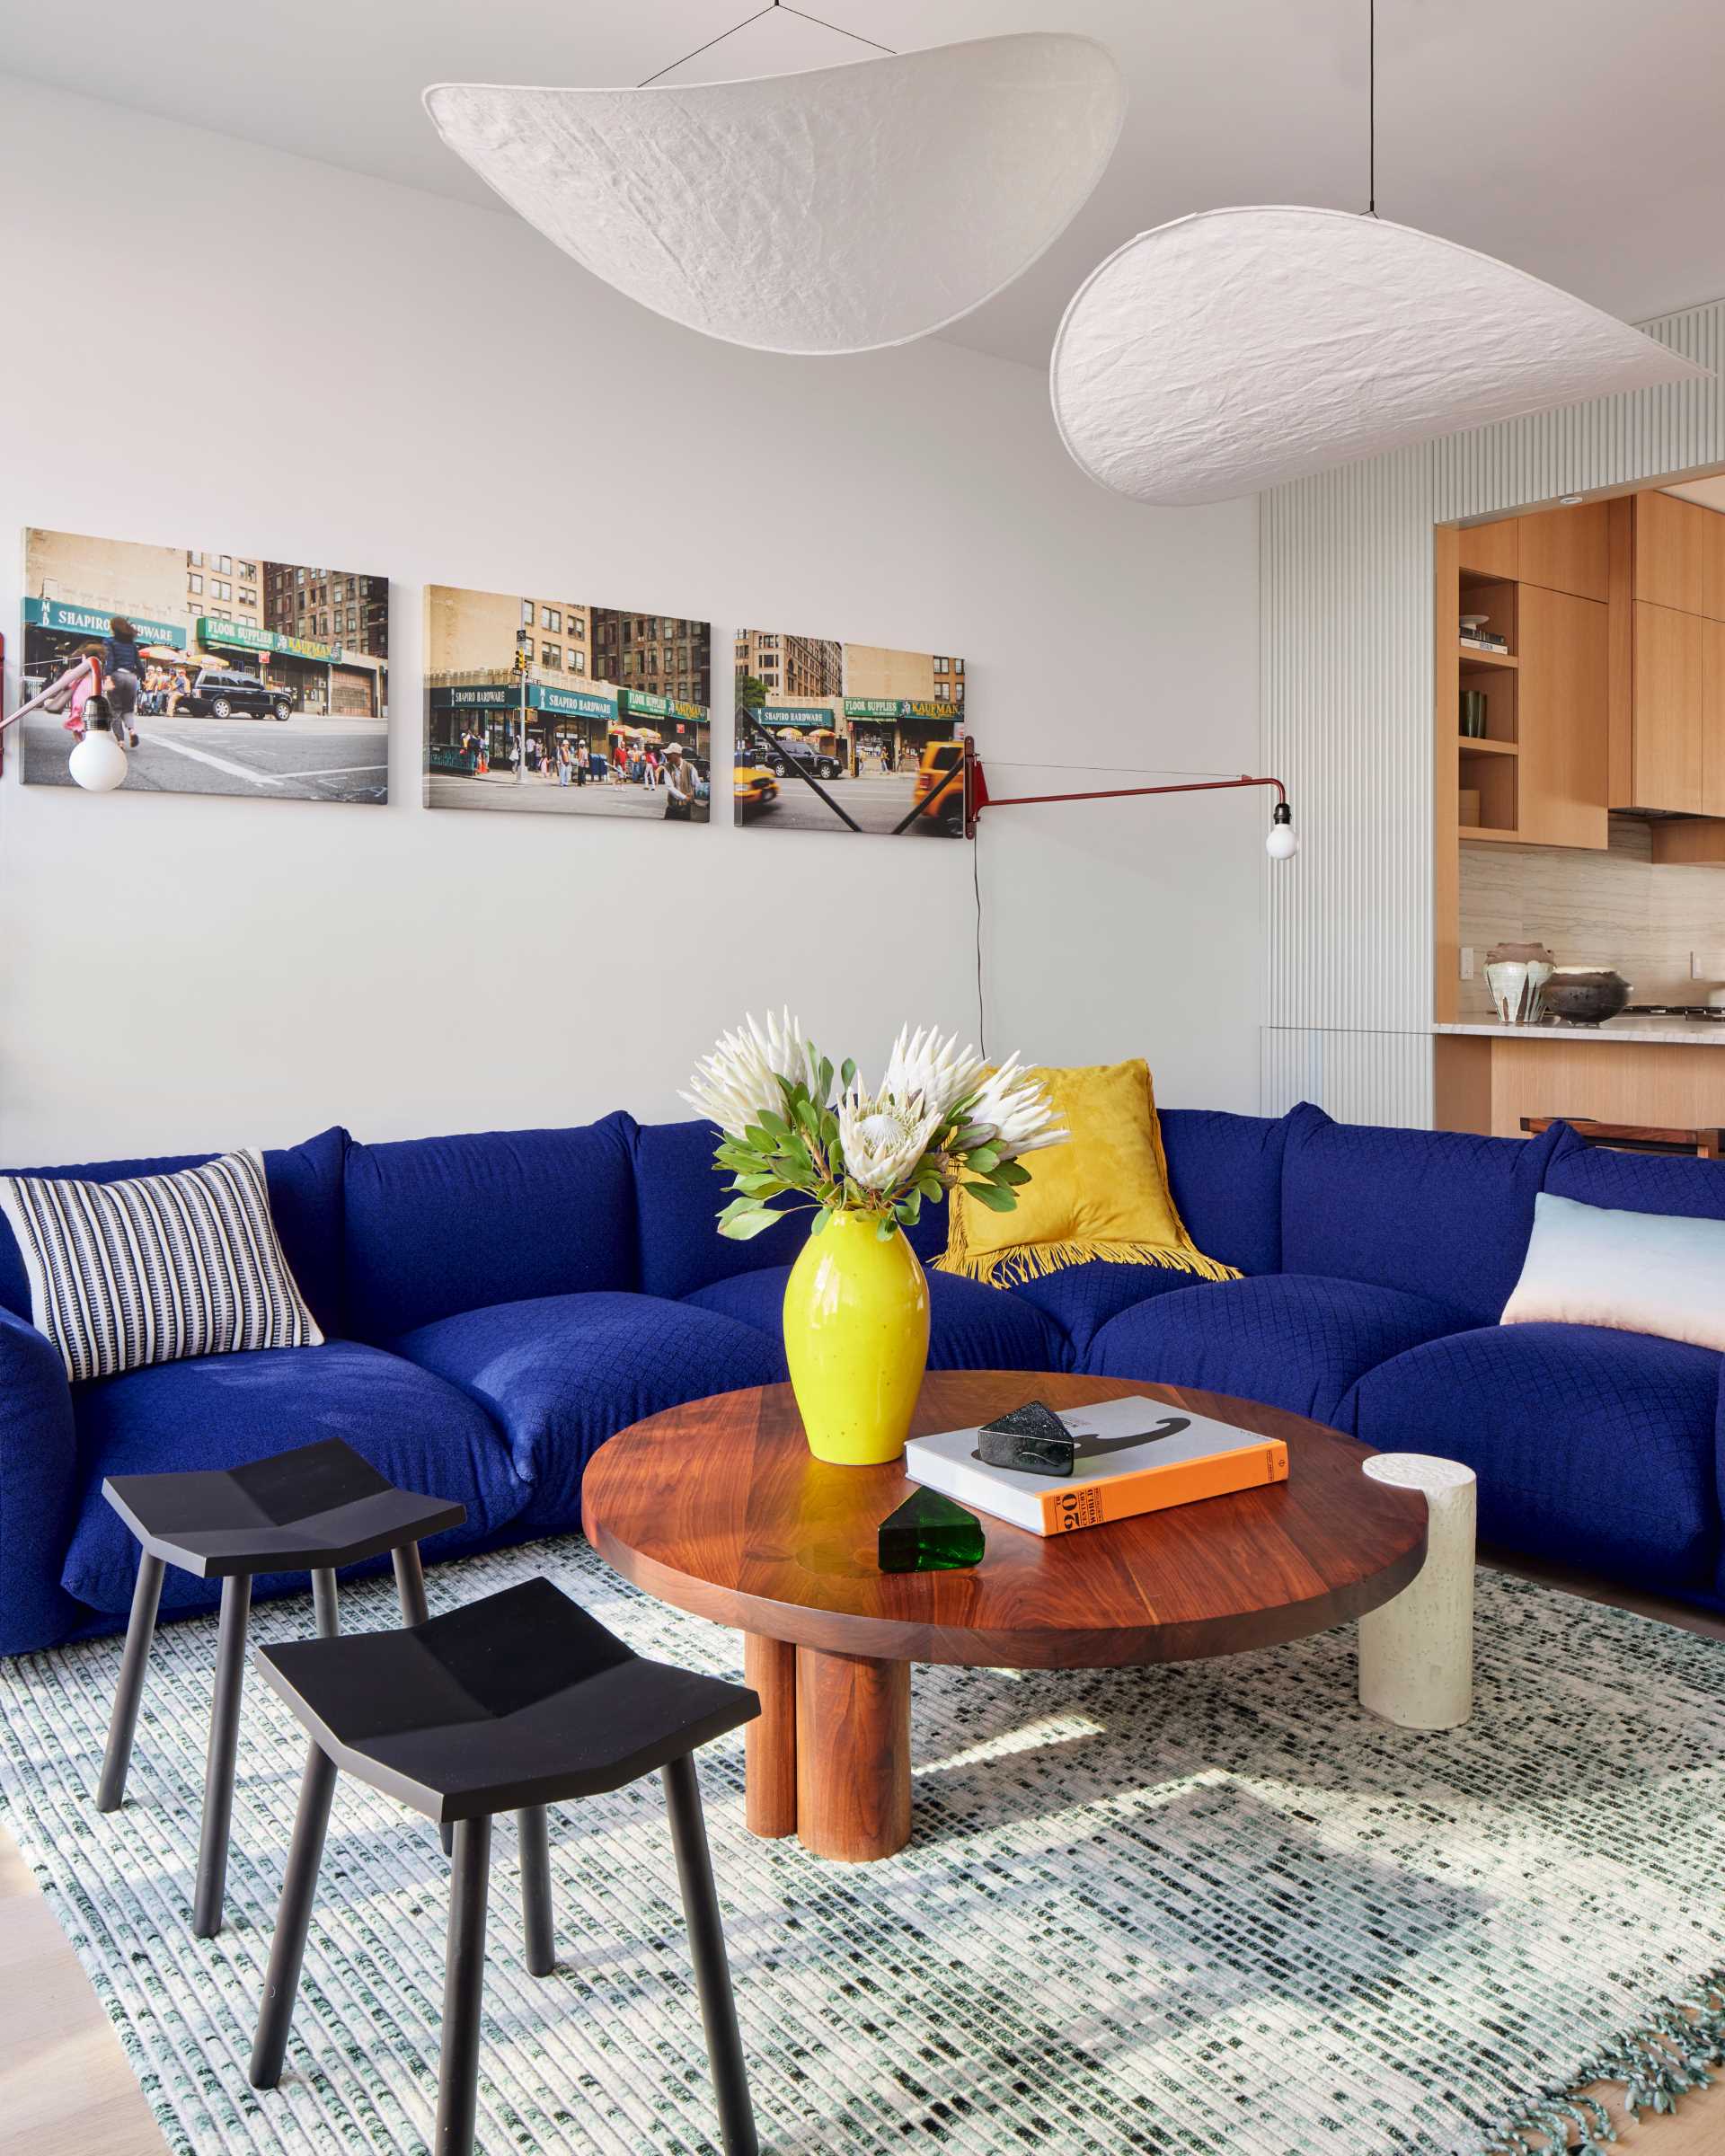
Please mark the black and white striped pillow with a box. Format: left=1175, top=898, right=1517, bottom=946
left=0, top=1149, right=323, bottom=1382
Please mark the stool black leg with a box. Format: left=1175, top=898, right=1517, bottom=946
left=662, top=1754, right=758, bottom=2156
left=96, top=1551, right=165, bottom=1813
left=436, top=1816, right=492, bottom=2156
left=393, top=1542, right=430, bottom=1626
left=192, top=1574, right=252, bottom=1938
left=518, top=1806, right=554, bottom=1976
left=394, top=1549, right=453, bottom=1856
left=311, top=1568, right=340, bottom=1639
left=250, top=1741, right=339, bottom=2090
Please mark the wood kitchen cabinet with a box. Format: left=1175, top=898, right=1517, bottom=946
left=1516, top=585, right=1608, bottom=846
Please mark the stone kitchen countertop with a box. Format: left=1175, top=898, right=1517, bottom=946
left=1435, top=1016, right=1725, bottom=1047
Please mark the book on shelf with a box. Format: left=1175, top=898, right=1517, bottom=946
left=1460, top=633, right=1510, bottom=652
left=903, top=1395, right=1290, bottom=1536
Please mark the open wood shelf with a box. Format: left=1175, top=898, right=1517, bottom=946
left=1459, top=736, right=1517, bottom=755
left=1457, top=825, right=1525, bottom=842
left=1458, top=643, right=1518, bottom=669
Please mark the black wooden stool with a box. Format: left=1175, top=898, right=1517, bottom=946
left=96, top=1436, right=465, bottom=1938
left=248, top=1577, right=761, bottom=2156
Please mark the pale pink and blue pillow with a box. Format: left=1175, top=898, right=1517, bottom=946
left=1503, top=1189, right=1725, bottom=1354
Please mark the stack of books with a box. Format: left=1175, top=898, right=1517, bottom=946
left=1459, top=628, right=1510, bottom=653
left=904, top=1395, right=1289, bottom=1536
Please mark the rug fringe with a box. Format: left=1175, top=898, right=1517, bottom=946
left=1481, top=1968, right=1725, bottom=2152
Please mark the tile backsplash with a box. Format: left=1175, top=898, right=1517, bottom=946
left=1458, top=816, right=1725, bottom=1017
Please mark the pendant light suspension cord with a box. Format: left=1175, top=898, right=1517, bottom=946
left=640, top=0, right=895, bottom=89
left=1367, top=0, right=1377, bottom=216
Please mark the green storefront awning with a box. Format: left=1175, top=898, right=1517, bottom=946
left=23, top=596, right=185, bottom=649
left=199, top=615, right=338, bottom=665
left=843, top=697, right=960, bottom=721
left=429, top=682, right=617, bottom=721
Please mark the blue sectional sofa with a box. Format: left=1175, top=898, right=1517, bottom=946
left=2, top=1100, right=1721, bottom=1657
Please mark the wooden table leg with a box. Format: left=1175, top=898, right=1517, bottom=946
left=743, top=1633, right=797, bottom=1839
left=795, top=1647, right=911, bottom=1862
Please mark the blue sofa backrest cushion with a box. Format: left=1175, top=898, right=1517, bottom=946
left=0, top=1126, right=348, bottom=1339
left=633, top=1118, right=949, bottom=1301
left=1280, top=1103, right=1562, bottom=1327
left=1159, top=1108, right=1287, bottom=1277
left=343, top=1114, right=639, bottom=1341
left=1545, top=1124, right=1725, bottom=1222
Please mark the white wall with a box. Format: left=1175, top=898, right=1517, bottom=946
left=0, top=75, right=1261, bottom=1163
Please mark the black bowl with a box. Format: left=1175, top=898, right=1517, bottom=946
left=1544, top=972, right=1630, bottom=1025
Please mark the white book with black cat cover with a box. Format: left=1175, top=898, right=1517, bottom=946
left=903, top=1395, right=1289, bottom=1535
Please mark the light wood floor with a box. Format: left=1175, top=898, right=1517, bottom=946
left=2, top=1554, right=1721, bottom=2155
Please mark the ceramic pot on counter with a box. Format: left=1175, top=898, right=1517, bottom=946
left=1542, top=969, right=1632, bottom=1025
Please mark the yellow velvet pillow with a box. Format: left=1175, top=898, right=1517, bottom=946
left=936, top=1058, right=1238, bottom=1288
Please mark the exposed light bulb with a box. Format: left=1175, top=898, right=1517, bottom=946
left=1266, top=802, right=1298, bottom=860
left=68, top=722, right=128, bottom=793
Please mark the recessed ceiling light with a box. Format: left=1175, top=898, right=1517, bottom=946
left=1558, top=494, right=1585, bottom=506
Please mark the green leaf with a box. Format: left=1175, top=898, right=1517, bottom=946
left=743, top=1124, right=777, bottom=1154
left=953, top=1124, right=992, bottom=1151
left=719, top=1208, right=785, bottom=1241
left=840, top=1058, right=857, bottom=1091
left=793, top=1097, right=821, bottom=1137
left=809, top=1206, right=830, bottom=1235
left=756, top=1109, right=789, bottom=1139
left=782, top=1132, right=813, bottom=1174
left=965, top=1145, right=1001, bottom=1173
left=817, top=1056, right=834, bottom=1103
left=896, top=1190, right=923, bottom=1226
left=876, top=1215, right=897, bottom=1241
left=964, top=1181, right=1019, bottom=1214
left=736, top=1173, right=785, bottom=1197
left=995, top=1161, right=1032, bottom=1187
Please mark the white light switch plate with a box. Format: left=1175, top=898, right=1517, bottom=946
left=1460, top=947, right=1474, bottom=980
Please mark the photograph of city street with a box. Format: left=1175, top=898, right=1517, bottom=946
left=425, top=585, right=712, bottom=823
left=735, top=630, right=969, bottom=836
left=19, top=528, right=389, bottom=803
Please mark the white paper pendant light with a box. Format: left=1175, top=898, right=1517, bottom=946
left=1051, top=206, right=1709, bottom=507
left=424, top=32, right=1125, bottom=356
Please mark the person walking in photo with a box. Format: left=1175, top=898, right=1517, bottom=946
left=100, top=615, right=146, bottom=748
left=662, top=739, right=696, bottom=820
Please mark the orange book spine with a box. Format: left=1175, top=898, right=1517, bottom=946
left=1034, top=1440, right=1289, bottom=1534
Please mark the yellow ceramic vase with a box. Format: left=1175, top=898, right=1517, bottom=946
left=783, top=1210, right=931, bottom=1465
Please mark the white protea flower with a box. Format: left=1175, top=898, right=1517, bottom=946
left=837, top=1084, right=945, bottom=1194
left=680, top=1008, right=806, bottom=1139
left=967, top=1055, right=1067, bottom=1158
left=880, top=1023, right=986, bottom=1126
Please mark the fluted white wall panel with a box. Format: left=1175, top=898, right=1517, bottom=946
left=1263, top=297, right=1725, bottom=1130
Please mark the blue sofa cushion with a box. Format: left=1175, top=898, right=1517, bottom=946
left=1345, top=1321, right=1722, bottom=1593
left=686, top=1262, right=1070, bottom=1373
left=388, top=1292, right=786, bottom=1532
left=344, top=1116, right=639, bottom=1341
left=1007, top=1260, right=1205, bottom=1361
left=61, top=1340, right=523, bottom=1618
left=1087, top=1272, right=1471, bottom=1428
left=1280, top=1104, right=1561, bottom=1328
left=1160, top=1108, right=1287, bottom=1277
left=1546, top=1127, right=1725, bottom=1222
left=632, top=1118, right=949, bottom=1301
left=0, top=1127, right=349, bottom=1339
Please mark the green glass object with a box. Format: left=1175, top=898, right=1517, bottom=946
left=878, top=1488, right=986, bottom=1574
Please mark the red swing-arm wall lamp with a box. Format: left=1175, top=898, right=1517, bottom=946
left=961, top=750, right=1298, bottom=857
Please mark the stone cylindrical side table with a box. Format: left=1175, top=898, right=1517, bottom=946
left=1358, top=1454, right=1477, bottom=1730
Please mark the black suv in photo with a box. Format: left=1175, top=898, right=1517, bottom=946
left=184, top=669, right=293, bottom=720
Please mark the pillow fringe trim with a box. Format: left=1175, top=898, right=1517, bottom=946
left=933, top=1239, right=1240, bottom=1288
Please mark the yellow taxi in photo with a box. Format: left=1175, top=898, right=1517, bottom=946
left=910, top=739, right=967, bottom=833
left=734, top=748, right=781, bottom=818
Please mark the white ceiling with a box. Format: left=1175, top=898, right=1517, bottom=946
left=10, top=0, right=1725, bottom=370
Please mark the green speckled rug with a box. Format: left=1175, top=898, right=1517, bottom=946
left=2, top=1541, right=1722, bottom=2155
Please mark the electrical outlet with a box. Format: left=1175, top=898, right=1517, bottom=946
left=1460, top=947, right=1474, bottom=980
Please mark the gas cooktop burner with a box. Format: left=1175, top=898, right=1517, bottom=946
left=1623, top=1004, right=1725, bottom=1021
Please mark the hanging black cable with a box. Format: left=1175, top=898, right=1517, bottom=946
left=640, top=0, right=894, bottom=89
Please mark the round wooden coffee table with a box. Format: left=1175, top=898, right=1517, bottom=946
left=582, top=1372, right=1428, bottom=1862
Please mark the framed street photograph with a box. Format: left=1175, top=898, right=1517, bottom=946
left=18, top=528, right=389, bottom=802
left=425, top=585, right=711, bottom=824
left=734, top=630, right=970, bottom=836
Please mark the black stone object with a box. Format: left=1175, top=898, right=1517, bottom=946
left=977, top=1400, right=1077, bottom=1477
left=878, top=1488, right=986, bottom=1574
